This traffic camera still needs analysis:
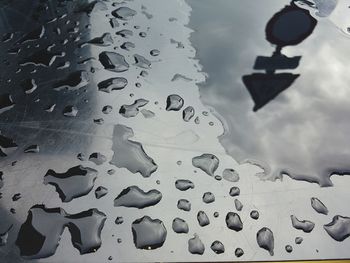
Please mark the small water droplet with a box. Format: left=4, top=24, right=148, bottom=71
left=175, top=179, right=194, bottom=191
left=188, top=234, right=205, bottom=255
left=202, top=192, right=215, bottom=203
left=89, top=152, right=107, bottom=165
left=95, top=186, right=108, bottom=199
left=112, top=7, right=137, bottom=20
left=222, top=168, right=240, bottom=182
left=98, top=77, right=128, bottom=93
left=226, top=212, right=243, bottom=231
left=295, top=236, right=303, bottom=244
left=99, top=51, right=129, bottom=72
left=250, top=210, right=259, bottom=220
left=291, top=215, right=315, bottom=233
left=229, top=187, right=240, bottom=197
left=115, top=217, right=124, bottom=225
left=183, top=106, right=195, bottom=122
left=234, top=199, right=243, bottom=211
left=172, top=218, right=189, bottom=233
left=166, top=94, right=184, bottom=111
left=285, top=245, right=293, bottom=253
left=311, top=197, right=328, bottom=215
left=177, top=199, right=191, bottom=211
left=197, top=211, right=210, bottom=227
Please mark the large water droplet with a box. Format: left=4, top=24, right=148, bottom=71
left=311, top=197, right=328, bottom=215
left=110, top=124, right=158, bottom=177
left=16, top=205, right=106, bottom=259
left=257, top=227, right=274, bottom=256
left=99, top=51, right=129, bottom=72
left=192, top=153, right=219, bottom=176
left=291, top=215, right=315, bottom=233
left=43, top=165, right=98, bottom=202
left=114, top=185, right=162, bottom=208
left=131, top=216, right=167, bottom=249
left=166, top=94, right=184, bottom=111
left=226, top=212, right=243, bottom=231
left=172, top=218, right=189, bottom=234
left=324, top=215, right=350, bottom=241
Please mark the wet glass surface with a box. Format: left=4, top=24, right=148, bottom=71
left=1, top=0, right=350, bottom=262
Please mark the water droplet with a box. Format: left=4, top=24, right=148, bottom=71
left=119, top=99, right=149, bottom=118
left=234, top=199, right=243, bottom=211
left=21, top=79, right=37, bottom=94
left=99, top=51, right=129, bottom=72
left=56, top=61, right=70, bottom=70
left=12, top=193, right=21, bottom=201
left=139, top=32, right=147, bottom=38
left=183, top=106, right=195, bottom=122
left=197, top=211, right=210, bottom=227
left=134, top=54, right=151, bottom=69
left=110, top=124, right=158, bottom=177
left=87, top=33, right=113, bottom=46
left=235, top=247, right=244, bottom=257
left=116, top=29, right=133, bottom=38
left=311, top=197, right=328, bottom=215
left=98, top=77, right=128, bottom=93
left=107, top=169, right=116, bottom=175
left=112, top=7, right=137, bottom=20
left=172, top=218, right=189, bottom=233
left=2, top=32, right=13, bottom=43
left=0, top=93, right=15, bottom=115
left=16, top=205, right=106, bottom=259
left=177, top=199, right=191, bottom=211
left=114, top=185, right=162, bottom=208
left=257, top=227, right=274, bottom=256
left=43, top=165, right=98, bottom=202
left=285, top=245, right=293, bottom=253
left=175, top=179, right=194, bottom=191
left=166, top=94, right=184, bottom=111
left=115, top=217, right=123, bottom=225
left=89, top=152, right=107, bottom=165
left=117, top=238, right=122, bottom=243
left=24, top=144, right=39, bottom=153
left=102, top=105, right=113, bottom=114
left=202, top=192, right=215, bottom=203
left=132, top=216, right=167, bottom=249
left=188, top=234, right=205, bottom=255
left=250, top=210, right=259, bottom=220
left=109, top=18, right=119, bottom=28
left=324, top=215, right=350, bottom=241
left=150, top=49, right=160, bottom=56
left=291, top=215, right=315, bottom=233
left=108, top=256, right=113, bottom=260
left=192, top=153, right=219, bottom=176
left=53, top=71, right=89, bottom=91
left=194, top=116, right=200, bottom=124
left=77, top=153, right=86, bottom=161
left=95, top=186, right=108, bottom=199
left=295, top=236, right=303, bottom=244
left=226, top=212, right=243, bottom=231
left=214, top=212, right=219, bottom=218
left=169, top=17, right=177, bottom=22
left=63, top=105, right=78, bottom=117
left=229, top=187, right=240, bottom=197
left=222, top=168, right=240, bottom=182
left=211, top=241, right=225, bottom=254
